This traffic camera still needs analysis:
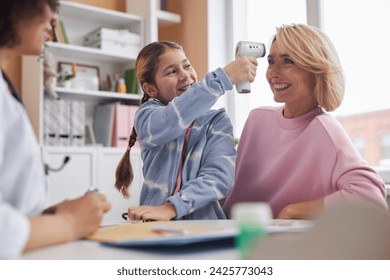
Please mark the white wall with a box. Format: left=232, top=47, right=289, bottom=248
left=207, top=0, right=237, bottom=130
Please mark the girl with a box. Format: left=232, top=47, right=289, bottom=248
left=115, top=41, right=257, bottom=221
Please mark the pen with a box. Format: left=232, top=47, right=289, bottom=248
left=121, top=212, right=144, bottom=223
left=151, top=225, right=188, bottom=236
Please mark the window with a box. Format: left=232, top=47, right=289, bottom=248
left=352, top=137, right=365, bottom=158
left=382, top=134, right=390, bottom=160
left=322, top=0, right=390, bottom=165
left=230, top=0, right=390, bottom=165
left=231, top=0, right=307, bottom=136
left=322, top=0, right=390, bottom=116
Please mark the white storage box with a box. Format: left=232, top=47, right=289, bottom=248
left=86, top=39, right=141, bottom=55
left=83, top=27, right=141, bottom=46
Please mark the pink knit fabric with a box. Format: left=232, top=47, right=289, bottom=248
left=224, top=106, right=387, bottom=217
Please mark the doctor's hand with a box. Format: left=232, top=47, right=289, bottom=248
left=43, top=192, right=111, bottom=239
left=126, top=202, right=177, bottom=222
left=277, top=198, right=324, bottom=220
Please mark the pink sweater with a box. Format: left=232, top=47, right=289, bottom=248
left=224, top=106, right=387, bottom=218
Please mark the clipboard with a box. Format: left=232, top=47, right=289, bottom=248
left=86, top=221, right=238, bottom=247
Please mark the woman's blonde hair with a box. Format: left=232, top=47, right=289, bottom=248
left=274, top=24, right=345, bottom=111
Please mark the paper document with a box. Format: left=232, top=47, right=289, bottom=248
left=87, top=220, right=312, bottom=247
left=86, top=221, right=237, bottom=246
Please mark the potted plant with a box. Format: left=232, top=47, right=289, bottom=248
left=57, top=63, right=77, bottom=88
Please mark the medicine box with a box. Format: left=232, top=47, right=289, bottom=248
left=83, top=27, right=141, bottom=46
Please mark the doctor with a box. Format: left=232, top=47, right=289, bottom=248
left=0, top=0, right=111, bottom=259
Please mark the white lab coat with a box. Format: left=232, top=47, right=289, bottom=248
left=0, top=71, right=46, bottom=259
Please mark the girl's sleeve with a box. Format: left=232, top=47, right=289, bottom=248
left=135, top=68, right=233, bottom=148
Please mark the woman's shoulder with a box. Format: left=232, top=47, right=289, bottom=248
left=314, top=112, right=345, bottom=132
left=313, top=112, right=352, bottom=145
left=246, top=106, right=280, bottom=121
left=250, top=106, right=280, bottom=115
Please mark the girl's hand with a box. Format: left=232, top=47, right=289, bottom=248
left=277, top=198, right=324, bottom=219
left=223, top=56, right=258, bottom=85
left=127, top=202, right=177, bottom=221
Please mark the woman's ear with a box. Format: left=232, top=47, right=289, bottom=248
left=142, top=83, right=158, bottom=98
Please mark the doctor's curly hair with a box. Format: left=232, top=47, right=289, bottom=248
left=0, top=0, right=59, bottom=48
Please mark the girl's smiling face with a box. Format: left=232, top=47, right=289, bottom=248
left=147, top=48, right=197, bottom=104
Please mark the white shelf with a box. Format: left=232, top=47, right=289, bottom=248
left=22, top=1, right=144, bottom=145
left=125, top=0, right=181, bottom=43
left=55, top=87, right=141, bottom=103
left=59, top=1, right=142, bottom=28
left=157, top=10, right=181, bottom=27
left=45, top=42, right=137, bottom=63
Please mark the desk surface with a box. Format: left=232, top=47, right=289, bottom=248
left=22, top=219, right=312, bottom=260
left=22, top=220, right=240, bottom=260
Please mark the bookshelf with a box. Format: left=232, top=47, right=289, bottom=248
left=20, top=1, right=183, bottom=217
left=126, top=0, right=182, bottom=43
left=21, top=1, right=145, bottom=216
left=22, top=1, right=143, bottom=145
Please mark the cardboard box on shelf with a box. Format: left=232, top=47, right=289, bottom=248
left=83, top=27, right=141, bottom=46
left=85, top=39, right=140, bottom=55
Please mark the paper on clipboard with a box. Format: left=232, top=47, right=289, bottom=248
left=86, top=221, right=238, bottom=247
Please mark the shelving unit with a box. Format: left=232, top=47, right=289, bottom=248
left=126, top=0, right=182, bottom=43
left=157, top=9, right=181, bottom=27
left=21, top=1, right=147, bottom=216
left=22, top=1, right=143, bottom=144
left=20, top=1, right=183, bottom=217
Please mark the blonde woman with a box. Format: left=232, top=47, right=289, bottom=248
left=223, top=24, right=387, bottom=219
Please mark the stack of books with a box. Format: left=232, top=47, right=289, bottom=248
left=94, top=102, right=139, bottom=148
left=50, top=18, right=69, bottom=44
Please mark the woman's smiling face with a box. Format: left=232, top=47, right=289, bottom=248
left=266, top=40, right=316, bottom=116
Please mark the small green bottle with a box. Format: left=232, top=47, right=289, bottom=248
left=231, top=203, right=272, bottom=259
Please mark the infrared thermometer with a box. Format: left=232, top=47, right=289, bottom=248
left=235, top=41, right=266, bottom=93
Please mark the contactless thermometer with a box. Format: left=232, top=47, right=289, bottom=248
left=235, top=41, right=266, bottom=93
